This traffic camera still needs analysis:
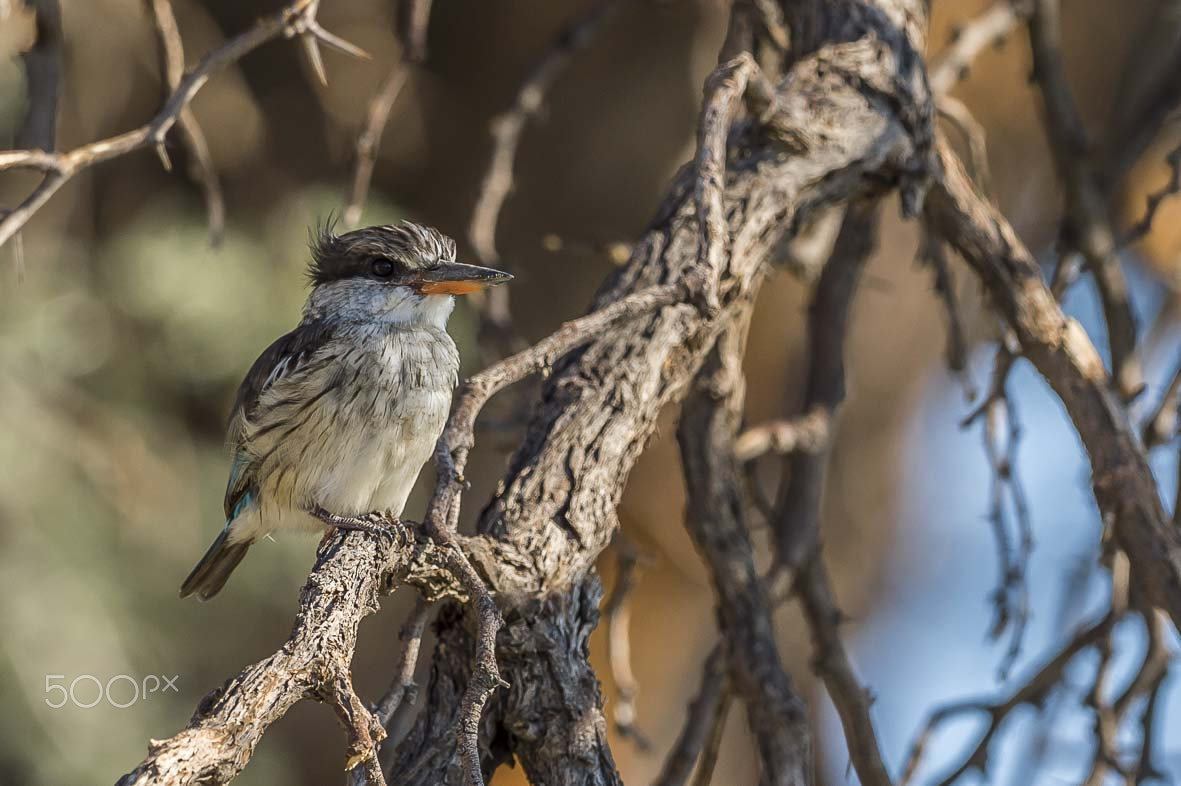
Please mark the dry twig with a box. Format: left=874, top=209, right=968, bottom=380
left=465, top=0, right=622, bottom=357
left=15, top=0, right=61, bottom=152
left=0, top=0, right=365, bottom=249
left=1028, top=0, right=1142, bottom=399
left=733, top=412, right=829, bottom=462
left=146, top=0, right=225, bottom=246
left=653, top=647, right=729, bottom=786
left=343, top=0, right=434, bottom=228
left=767, top=204, right=894, bottom=786
left=604, top=537, right=650, bottom=749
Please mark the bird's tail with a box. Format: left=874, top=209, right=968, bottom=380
left=179, top=526, right=252, bottom=601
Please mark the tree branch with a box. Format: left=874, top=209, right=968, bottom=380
left=678, top=311, right=810, bottom=784
left=0, top=0, right=365, bottom=248
left=146, top=0, right=226, bottom=246
left=925, top=137, right=1181, bottom=630
left=1028, top=0, right=1141, bottom=399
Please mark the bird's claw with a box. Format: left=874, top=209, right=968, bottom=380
left=309, top=506, right=401, bottom=541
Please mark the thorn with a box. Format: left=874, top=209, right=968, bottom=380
left=155, top=140, right=172, bottom=172
left=301, top=34, right=328, bottom=85
left=310, top=22, right=371, bottom=61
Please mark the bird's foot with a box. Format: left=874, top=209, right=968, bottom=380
left=308, top=506, right=401, bottom=540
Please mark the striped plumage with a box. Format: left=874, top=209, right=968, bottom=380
left=180, top=221, right=508, bottom=600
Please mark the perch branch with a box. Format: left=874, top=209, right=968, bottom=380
left=118, top=523, right=435, bottom=785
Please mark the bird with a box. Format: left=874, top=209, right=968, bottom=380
left=179, top=220, right=511, bottom=600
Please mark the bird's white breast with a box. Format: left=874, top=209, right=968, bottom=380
left=242, top=321, right=458, bottom=538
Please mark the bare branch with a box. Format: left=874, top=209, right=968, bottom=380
left=691, top=53, right=775, bottom=314
left=901, top=603, right=1118, bottom=786
left=767, top=204, right=894, bottom=786
left=772, top=205, right=877, bottom=571
left=342, top=0, right=434, bottom=228
left=1028, top=0, right=1142, bottom=399
left=15, top=0, right=62, bottom=152
left=374, top=598, right=431, bottom=729
left=1142, top=350, right=1181, bottom=449
left=146, top=0, right=226, bottom=246
left=928, top=0, right=1030, bottom=96
left=604, top=537, right=650, bottom=749
left=653, top=647, right=729, bottom=786
left=467, top=0, right=621, bottom=268
left=466, top=0, right=622, bottom=358
left=926, top=137, right=1181, bottom=638
left=0, top=0, right=365, bottom=248
left=1122, top=140, right=1181, bottom=247
left=678, top=312, right=811, bottom=783
left=426, top=283, right=684, bottom=537
left=118, top=523, right=421, bottom=785
left=733, top=412, right=828, bottom=462
left=917, top=227, right=971, bottom=385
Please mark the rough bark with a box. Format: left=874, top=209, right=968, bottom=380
left=391, top=1, right=930, bottom=781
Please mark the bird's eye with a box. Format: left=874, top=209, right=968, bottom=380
left=371, top=258, right=395, bottom=278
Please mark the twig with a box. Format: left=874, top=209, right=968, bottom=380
left=929, top=0, right=1031, bottom=96
left=423, top=524, right=506, bottom=786
left=794, top=556, right=892, bottom=786
left=768, top=204, right=893, bottom=786
left=426, top=283, right=684, bottom=536
left=605, top=536, right=651, bottom=749
left=466, top=0, right=622, bottom=356
left=343, top=0, right=434, bottom=228
left=678, top=311, right=811, bottom=784
left=733, top=412, right=829, bottom=462
left=467, top=0, right=621, bottom=268
left=15, top=0, right=61, bottom=152
left=692, top=52, right=774, bottom=314
left=689, top=691, right=731, bottom=786
left=937, top=95, right=992, bottom=196
left=1122, top=141, right=1181, bottom=248
left=900, top=604, right=1119, bottom=786
left=653, top=647, right=728, bottom=786
left=374, top=598, right=431, bottom=729
left=1127, top=611, right=1171, bottom=784
left=926, top=136, right=1181, bottom=630
left=146, top=0, right=226, bottom=246
left=772, top=204, right=876, bottom=572
left=917, top=226, right=972, bottom=388
left=962, top=343, right=1034, bottom=681
left=0, top=0, right=366, bottom=249
left=1028, top=0, right=1142, bottom=399
left=1142, top=350, right=1181, bottom=449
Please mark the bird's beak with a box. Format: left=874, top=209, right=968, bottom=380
left=409, top=262, right=512, bottom=295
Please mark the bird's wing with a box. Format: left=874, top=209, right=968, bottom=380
left=222, top=319, right=338, bottom=519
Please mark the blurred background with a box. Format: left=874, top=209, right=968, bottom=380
left=3, top=1, right=1181, bottom=783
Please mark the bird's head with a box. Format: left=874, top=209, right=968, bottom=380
left=305, top=220, right=511, bottom=326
